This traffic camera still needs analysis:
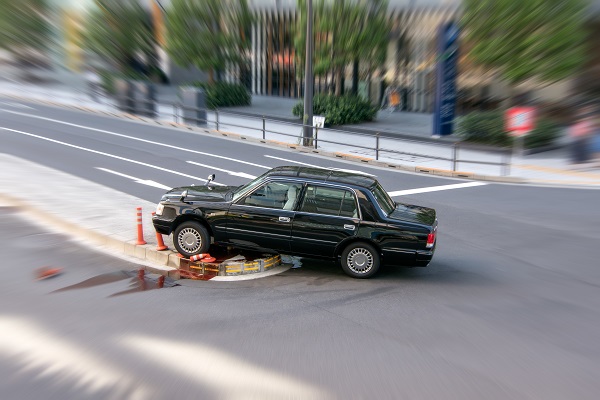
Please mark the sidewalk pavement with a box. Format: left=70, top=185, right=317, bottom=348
left=0, top=154, right=290, bottom=280
left=1, top=74, right=599, bottom=187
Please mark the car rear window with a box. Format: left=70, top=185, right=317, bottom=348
left=371, top=182, right=395, bottom=216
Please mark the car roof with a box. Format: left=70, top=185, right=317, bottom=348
left=266, top=166, right=378, bottom=188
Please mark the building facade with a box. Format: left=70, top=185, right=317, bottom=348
left=57, top=0, right=599, bottom=114
left=246, top=0, right=463, bottom=113
left=243, top=0, right=599, bottom=114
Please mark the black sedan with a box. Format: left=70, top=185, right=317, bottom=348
left=153, top=166, right=437, bottom=278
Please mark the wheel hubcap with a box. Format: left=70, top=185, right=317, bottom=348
left=347, top=248, right=373, bottom=274
left=178, top=228, right=202, bottom=253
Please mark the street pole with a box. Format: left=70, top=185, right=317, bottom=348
left=302, top=0, right=314, bottom=146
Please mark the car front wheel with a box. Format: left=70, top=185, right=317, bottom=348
left=340, top=242, right=380, bottom=279
left=173, top=221, right=210, bottom=258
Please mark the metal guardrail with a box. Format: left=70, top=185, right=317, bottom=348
left=112, top=95, right=512, bottom=176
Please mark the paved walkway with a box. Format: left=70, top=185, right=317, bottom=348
left=0, top=154, right=293, bottom=279
left=1, top=71, right=599, bottom=187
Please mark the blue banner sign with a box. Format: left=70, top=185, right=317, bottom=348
left=433, top=21, right=459, bottom=137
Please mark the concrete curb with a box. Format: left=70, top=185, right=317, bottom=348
left=0, top=93, right=530, bottom=185
left=0, top=191, right=180, bottom=278
left=0, top=192, right=289, bottom=282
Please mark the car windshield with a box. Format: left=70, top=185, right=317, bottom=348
left=231, top=172, right=269, bottom=202
left=371, top=182, right=396, bottom=216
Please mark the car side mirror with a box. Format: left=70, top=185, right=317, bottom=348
left=180, top=190, right=188, bottom=202
left=206, top=174, right=216, bottom=186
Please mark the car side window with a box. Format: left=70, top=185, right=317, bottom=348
left=238, top=181, right=302, bottom=210
left=299, top=185, right=358, bottom=218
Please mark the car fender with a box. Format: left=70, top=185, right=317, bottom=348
left=171, top=214, right=214, bottom=237
left=333, top=237, right=382, bottom=258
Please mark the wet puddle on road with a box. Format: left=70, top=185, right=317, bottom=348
left=52, top=270, right=178, bottom=297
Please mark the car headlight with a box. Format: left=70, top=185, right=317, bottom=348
left=156, top=203, right=164, bottom=216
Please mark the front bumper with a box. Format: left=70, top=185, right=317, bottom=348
left=152, top=216, right=172, bottom=235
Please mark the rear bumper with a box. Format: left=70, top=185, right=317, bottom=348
left=382, top=245, right=435, bottom=267
left=414, top=249, right=435, bottom=267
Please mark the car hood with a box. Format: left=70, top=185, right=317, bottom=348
left=388, top=202, right=437, bottom=226
left=163, top=185, right=238, bottom=202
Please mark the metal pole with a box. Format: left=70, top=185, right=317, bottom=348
left=375, top=133, right=380, bottom=160
left=453, top=143, right=459, bottom=171
left=302, top=0, right=314, bottom=146
left=215, top=110, right=220, bottom=131
left=314, top=126, right=318, bottom=149
left=503, top=150, right=511, bottom=176
left=262, top=116, right=266, bottom=140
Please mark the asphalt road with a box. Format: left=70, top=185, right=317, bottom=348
left=0, top=98, right=463, bottom=201
left=2, top=98, right=600, bottom=399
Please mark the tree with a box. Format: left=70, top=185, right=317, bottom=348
left=0, top=0, right=53, bottom=65
left=81, top=0, right=155, bottom=75
left=165, top=0, right=252, bottom=84
left=462, top=0, right=588, bottom=94
left=295, top=0, right=390, bottom=96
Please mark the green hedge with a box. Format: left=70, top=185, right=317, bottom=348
left=524, top=119, right=561, bottom=149
left=455, top=111, right=510, bottom=146
left=455, top=111, right=560, bottom=149
left=193, top=82, right=251, bottom=109
left=292, top=94, right=378, bottom=126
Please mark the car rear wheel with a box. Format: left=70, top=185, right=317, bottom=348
left=173, top=221, right=210, bottom=258
left=340, top=242, right=380, bottom=279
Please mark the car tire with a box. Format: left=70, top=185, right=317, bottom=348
left=340, top=242, right=380, bottom=279
left=173, top=221, right=211, bottom=258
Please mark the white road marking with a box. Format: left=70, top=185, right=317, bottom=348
left=187, top=161, right=257, bottom=179
left=0, top=109, right=271, bottom=169
left=122, top=335, right=332, bottom=400
left=0, top=101, right=34, bottom=109
left=97, top=167, right=172, bottom=190
left=388, top=181, right=488, bottom=197
left=0, top=126, right=225, bottom=186
left=264, top=155, right=315, bottom=166
left=0, top=316, right=150, bottom=399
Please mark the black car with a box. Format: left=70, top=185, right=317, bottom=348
left=153, top=166, right=437, bottom=278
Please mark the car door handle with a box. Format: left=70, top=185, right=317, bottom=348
left=344, top=224, right=356, bottom=231
left=279, top=216, right=291, bottom=223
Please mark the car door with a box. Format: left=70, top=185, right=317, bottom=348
left=226, top=180, right=303, bottom=252
left=291, top=184, right=359, bottom=257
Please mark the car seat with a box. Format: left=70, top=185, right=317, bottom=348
left=283, top=185, right=298, bottom=210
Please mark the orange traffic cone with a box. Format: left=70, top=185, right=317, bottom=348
left=135, top=207, right=147, bottom=245
left=190, top=253, right=210, bottom=262
left=152, top=212, right=168, bottom=251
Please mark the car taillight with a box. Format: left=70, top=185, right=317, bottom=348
left=426, top=230, right=436, bottom=248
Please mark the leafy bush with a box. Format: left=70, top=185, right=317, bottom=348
left=292, top=94, right=378, bottom=126
left=456, top=111, right=560, bottom=149
left=455, top=111, right=511, bottom=147
left=193, top=82, right=251, bottom=109
left=524, top=118, right=561, bottom=149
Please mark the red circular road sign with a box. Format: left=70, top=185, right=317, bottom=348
left=506, top=107, right=536, bottom=136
